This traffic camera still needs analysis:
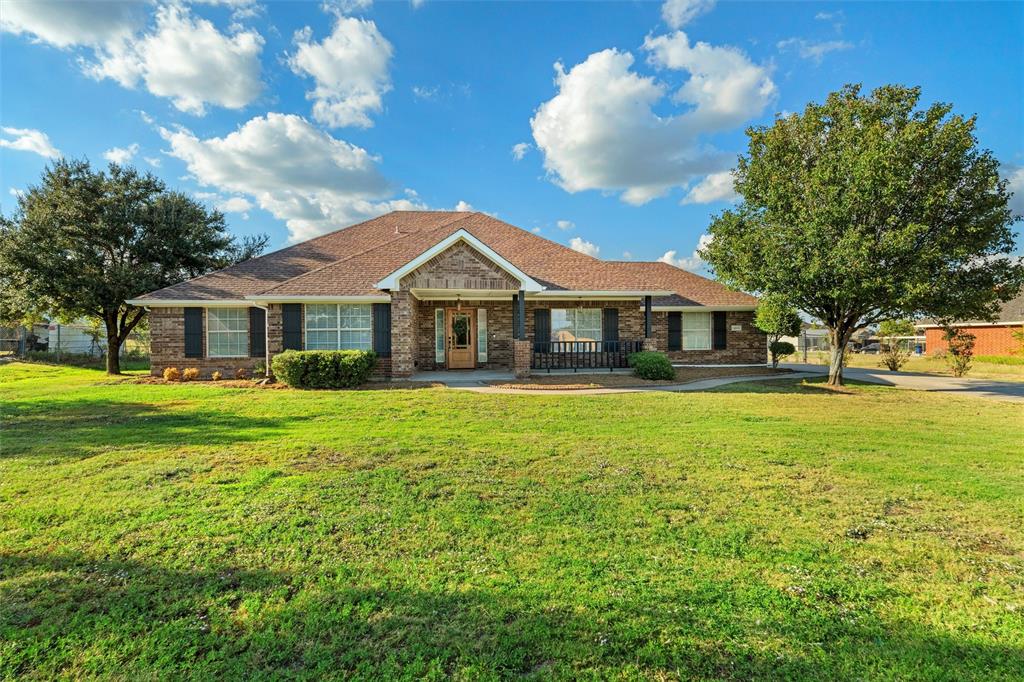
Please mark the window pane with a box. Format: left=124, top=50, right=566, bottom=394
left=306, top=330, right=338, bottom=350
left=682, top=313, right=711, bottom=350
left=208, top=308, right=248, bottom=357
left=339, top=304, right=371, bottom=328
left=339, top=330, right=371, bottom=350
left=551, top=308, right=602, bottom=347
left=305, top=304, right=337, bottom=330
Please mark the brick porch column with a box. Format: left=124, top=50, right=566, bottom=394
left=390, top=291, right=414, bottom=377
left=513, top=339, right=532, bottom=378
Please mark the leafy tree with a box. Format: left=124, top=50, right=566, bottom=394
left=877, top=319, right=916, bottom=371
left=943, top=327, right=975, bottom=377
left=0, top=160, right=267, bottom=374
left=754, top=295, right=803, bottom=367
left=701, top=84, right=1024, bottom=385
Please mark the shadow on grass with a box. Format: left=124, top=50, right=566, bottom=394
left=0, top=398, right=289, bottom=461
left=704, top=377, right=883, bottom=396
left=2, top=550, right=1021, bottom=679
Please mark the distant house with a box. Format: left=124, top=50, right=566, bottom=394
left=916, top=291, right=1024, bottom=356
left=127, top=211, right=768, bottom=378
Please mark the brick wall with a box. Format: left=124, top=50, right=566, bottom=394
left=925, top=325, right=1022, bottom=356
left=400, top=242, right=520, bottom=291
left=150, top=306, right=271, bottom=377
left=652, top=310, right=767, bottom=365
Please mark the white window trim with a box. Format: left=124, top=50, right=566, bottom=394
left=303, top=303, right=373, bottom=351
left=206, top=307, right=249, bottom=358
left=434, top=308, right=445, bottom=363
left=682, top=312, right=713, bottom=351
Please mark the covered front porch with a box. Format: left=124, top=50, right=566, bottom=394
left=393, top=287, right=658, bottom=377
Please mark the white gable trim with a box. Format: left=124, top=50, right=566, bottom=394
left=374, top=229, right=544, bottom=292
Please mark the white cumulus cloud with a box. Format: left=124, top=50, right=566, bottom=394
left=289, top=16, right=393, bottom=128
left=556, top=220, right=574, bottom=230
left=102, top=143, right=140, bottom=164
left=569, top=237, right=600, bottom=257
left=661, top=0, right=715, bottom=29
left=511, top=142, right=531, bottom=161
left=0, top=0, right=145, bottom=49
left=659, top=233, right=713, bottom=271
left=217, top=196, right=254, bottom=216
left=0, top=126, right=60, bottom=159
left=531, top=33, right=773, bottom=205
left=161, top=113, right=422, bottom=242
left=86, top=5, right=264, bottom=115
left=682, top=170, right=737, bottom=204
left=454, top=200, right=474, bottom=212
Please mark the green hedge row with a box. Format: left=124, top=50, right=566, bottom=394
left=270, top=350, right=377, bottom=389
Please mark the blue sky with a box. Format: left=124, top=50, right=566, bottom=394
left=2, top=0, right=1022, bottom=270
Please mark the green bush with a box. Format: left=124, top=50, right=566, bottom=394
left=271, top=350, right=377, bottom=389
left=768, top=340, right=796, bottom=368
left=629, top=351, right=675, bottom=381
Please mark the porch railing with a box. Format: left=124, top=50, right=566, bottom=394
left=531, top=340, right=643, bottom=372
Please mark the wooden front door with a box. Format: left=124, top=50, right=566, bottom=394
left=446, top=308, right=475, bottom=369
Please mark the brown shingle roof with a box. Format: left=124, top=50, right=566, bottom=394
left=134, top=211, right=756, bottom=307
left=917, top=289, right=1024, bottom=326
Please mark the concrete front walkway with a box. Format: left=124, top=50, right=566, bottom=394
left=783, top=363, right=1024, bottom=403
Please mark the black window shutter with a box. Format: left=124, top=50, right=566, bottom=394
left=249, top=307, right=266, bottom=358
left=372, top=303, right=391, bottom=357
left=712, top=311, right=727, bottom=350
left=184, top=307, right=203, bottom=358
left=282, top=304, right=302, bottom=350
left=668, top=312, right=682, bottom=351
left=602, top=308, right=619, bottom=344
left=533, top=308, right=551, bottom=351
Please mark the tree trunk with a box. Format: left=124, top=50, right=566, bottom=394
left=827, top=328, right=849, bottom=386
left=104, top=312, right=122, bottom=375
left=771, top=353, right=779, bottom=369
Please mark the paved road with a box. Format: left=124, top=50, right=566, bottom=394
left=783, top=363, right=1024, bottom=403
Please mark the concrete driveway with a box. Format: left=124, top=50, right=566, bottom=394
left=783, top=363, right=1024, bottom=403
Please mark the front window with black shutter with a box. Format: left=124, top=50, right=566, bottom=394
left=682, top=312, right=712, bottom=350
left=184, top=307, right=203, bottom=358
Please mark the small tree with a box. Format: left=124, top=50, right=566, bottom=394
left=0, top=160, right=267, bottom=374
left=877, top=319, right=915, bottom=371
left=755, top=295, right=803, bottom=367
left=768, top=340, right=796, bottom=366
left=943, top=327, right=976, bottom=377
left=701, top=84, right=1024, bottom=385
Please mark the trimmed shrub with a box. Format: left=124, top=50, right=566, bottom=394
left=182, top=367, right=200, bottom=382
left=211, top=371, right=223, bottom=381
left=629, top=351, right=675, bottom=381
left=271, top=350, right=378, bottom=389
left=162, top=367, right=181, bottom=382
left=768, top=340, right=796, bottom=368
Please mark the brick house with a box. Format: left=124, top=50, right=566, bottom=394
left=129, top=211, right=767, bottom=378
left=917, top=291, right=1024, bottom=357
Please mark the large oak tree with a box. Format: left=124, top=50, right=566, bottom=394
left=701, top=84, right=1023, bottom=385
left=0, top=160, right=267, bottom=374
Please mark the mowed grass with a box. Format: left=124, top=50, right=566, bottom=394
left=1, top=363, right=1022, bottom=680
left=804, top=351, right=1024, bottom=381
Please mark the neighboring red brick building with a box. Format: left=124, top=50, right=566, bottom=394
left=129, top=211, right=767, bottom=378
left=918, top=291, right=1024, bottom=357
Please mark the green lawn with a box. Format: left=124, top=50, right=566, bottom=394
left=803, top=350, right=1024, bottom=381
left=1, top=363, right=1022, bottom=680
